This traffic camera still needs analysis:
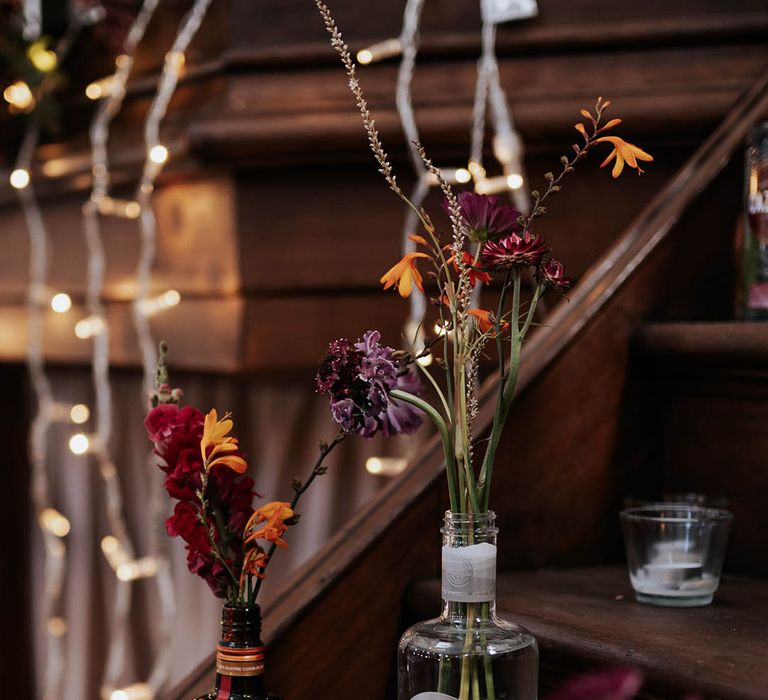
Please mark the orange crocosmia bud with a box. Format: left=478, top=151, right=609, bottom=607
left=240, top=548, right=269, bottom=586
left=380, top=252, right=431, bottom=298
left=408, top=234, right=429, bottom=247
left=468, top=308, right=508, bottom=336
left=595, top=136, right=653, bottom=178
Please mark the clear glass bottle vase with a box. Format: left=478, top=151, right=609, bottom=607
left=398, top=511, right=538, bottom=700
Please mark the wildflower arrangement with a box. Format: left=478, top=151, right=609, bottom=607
left=314, top=0, right=653, bottom=516
left=144, top=343, right=346, bottom=605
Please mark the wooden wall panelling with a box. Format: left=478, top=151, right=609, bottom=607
left=166, top=65, right=768, bottom=700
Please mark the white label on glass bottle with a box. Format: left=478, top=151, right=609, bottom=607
left=441, top=542, right=496, bottom=602
left=410, top=694, right=459, bottom=700
left=481, top=0, right=538, bottom=24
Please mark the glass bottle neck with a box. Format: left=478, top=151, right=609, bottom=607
left=441, top=598, right=497, bottom=622
left=213, top=605, right=267, bottom=698
left=440, top=511, right=498, bottom=622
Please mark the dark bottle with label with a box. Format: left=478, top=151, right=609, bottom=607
left=195, top=605, right=269, bottom=700
left=743, top=121, right=768, bottom=319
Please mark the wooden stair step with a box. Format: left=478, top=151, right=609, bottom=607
left=637, top=322, right=768, bottom=371
left=406, top=566, right=768, bottom=700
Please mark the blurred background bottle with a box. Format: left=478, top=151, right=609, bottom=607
left=742, top=121, right=768, bottom=319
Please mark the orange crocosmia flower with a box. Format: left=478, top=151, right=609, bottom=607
left=200, top=409, right=247, bottom=473
left=240, top=547, right=268, bottom=586
left=595, top=136, right=653, bottom=178
left=468, top=308, right=508, bottom=336
left=448, top=250, right=491, bottom=289
left=380, top=252, right=430, bottom=298
left=244, top=501, right=295, bottom=549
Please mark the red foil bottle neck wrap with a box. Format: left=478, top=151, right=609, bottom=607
left=216, top=644, right=265, bottom=677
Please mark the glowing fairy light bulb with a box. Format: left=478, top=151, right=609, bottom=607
left=455, top=168, right=472, bottom=184
left=85, top=76, right=114, bottom=100
left=39, top=508, right=71, bottom=537
left=468, top=161, right=486, bottom=180
left=70, top=404, right=90, bottom=424
left=124, top=201, right=141, bottom=219
left=3, top=80, right=35, bottom=110
left=109, top=684, right=152, bottom=700
left=47, top=617, right=67, bottom=637
left=74, top=315, right=105, bottom=339
left=165, top=50, right=185, bottom=71
left=365, top=456, right=407, bottom=476
left=355, top=38, right=402, bottom=65
left=506, top=173, right=524, bottom=190
left=416, top=353, right=433, bottom=367
left=9, top=168, right=30, bottom=189
left=50, top=292, right=72, bottom=313
left=356, top=48, right=373, bottom=64
left=101, top=536, right=120, bottom=556
left=68, top=433, right=90, bottom=455
left=366, top=457, right=382, bottom=473
left=27, top=40, right=58, bottom=72
left=148, top=144, right=168, bottom=164
left=139, top=289, right=181, bottom=316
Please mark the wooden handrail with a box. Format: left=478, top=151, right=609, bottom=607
left=167, top=69, right=768, bottom=698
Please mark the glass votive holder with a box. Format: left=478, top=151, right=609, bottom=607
left=619, top=505, right=733, bottom=607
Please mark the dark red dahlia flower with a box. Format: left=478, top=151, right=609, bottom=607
left=481, top=232, right=548, bottom=271
left=537, top=256, right=572, bottom=292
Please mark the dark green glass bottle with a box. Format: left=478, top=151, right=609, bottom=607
left=196, top=605, right=269, bottom=700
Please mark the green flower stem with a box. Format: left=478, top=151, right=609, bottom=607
left=390, top=389, right=459, bottom=512
left=480, top=278, right=545, bottom=511
left=415, top=355, right=452, bottom=421
left=459, top=602, right=475, bottom=700
left=481, top=601, right=496, bottom=700
left=197, top=470, right=242, bottom=603
left=478, top=272, right=520, bottom=510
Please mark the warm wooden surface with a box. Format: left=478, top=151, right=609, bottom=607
left=408, top=567, right=768, bottom=700
left=639, top=322, right=768, bottom=368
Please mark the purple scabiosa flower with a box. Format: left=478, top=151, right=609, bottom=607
left=453, top=192, right=522, bottom=243
left=480, top=232, right=549, bottom=272
left=316, top=330, right=423, bottom=438
left=537, top=257, right=572, bottom=292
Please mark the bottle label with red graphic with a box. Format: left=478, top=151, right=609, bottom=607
left=216, top=645, right=265, bottom=677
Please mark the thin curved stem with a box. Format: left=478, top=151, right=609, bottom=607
left=390, top=388, right=459, bottom=512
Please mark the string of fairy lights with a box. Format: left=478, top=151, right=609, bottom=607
left=9, top=1, right=213, bottom=698
left=359, top=0, right=537, bottom=477
left=10, top=0, right=538, bottom=691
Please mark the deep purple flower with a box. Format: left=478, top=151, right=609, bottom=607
left=317, top=330, right=423, bottom=438
left=380, top=370, right=424, bottom=438
left=537, top=257, right=572, bottom=292
left=453, top=192, right=522, bottom=243
left=481, top=232, right=548, bottom=271
left=546, top=668, right=644, bottom=700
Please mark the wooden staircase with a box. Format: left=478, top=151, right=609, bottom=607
left=166, top=57, right=768, bottom=700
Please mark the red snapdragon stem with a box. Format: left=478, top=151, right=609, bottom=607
left=196, top=605, right=269, bottom=700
